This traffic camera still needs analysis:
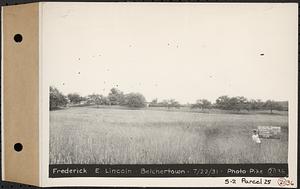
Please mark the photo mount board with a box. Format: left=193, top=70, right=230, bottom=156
left=2, top=3, right=39, bottom=186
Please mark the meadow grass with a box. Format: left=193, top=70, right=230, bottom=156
left=50, top=106, right=288, bottom=164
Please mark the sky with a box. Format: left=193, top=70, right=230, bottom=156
left=42, top=3, right=298, bottom=104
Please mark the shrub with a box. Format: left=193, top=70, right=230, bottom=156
left=124, top=93, right=146, bottom=108
left=50, top=86, right=68, bottom=110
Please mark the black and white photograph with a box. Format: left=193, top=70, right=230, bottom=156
left=0, top=1, right=297, bottom=188
left=46, top=3, right=295, bottom=167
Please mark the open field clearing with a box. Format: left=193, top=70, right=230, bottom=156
left=50, top=106, right=288, bottom=164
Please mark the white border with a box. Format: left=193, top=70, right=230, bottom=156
left=1, top=5, right=5, bottom=181
left=38, top=2, right=43, bottom=186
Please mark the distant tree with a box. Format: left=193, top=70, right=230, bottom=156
left=67, top=93, right=82, bottom=104
left=235, top=96, right=249, bottom=111
left=87, top=94, right=97, bottom=104
left=191, top=99, right=211, bottom=110
left=161, top=99, right=180, bottom=109
left=161, top=99, right=170, bottom=108
left=248, top=99, right=264, bottom=111
left=95, top=95, right=105, bottom=108
left=151, top=98, right=158, bottom=104
left=108, top=88, right=125, bottom=105
left=149, top=98, right=160, bottom=107
left=124, top=93, right=146, bottom=108
left=215, top=95, right=231, bottom=110
left=263, top=100, right=283, bottom=114
left=215, top=95, right=249, bottom=111
left=81, top=96, right=88, bottom=102
left=228, top=97, right=240, bottom=111
left=277, top=101, right=288, bottom=111
left=87, top=94, right=108, bottom=107
left=169, top=99, right=180, bottom=109
left=49, top=86, right=68, bottom=110
left=101, top=96, right=110, bottom=105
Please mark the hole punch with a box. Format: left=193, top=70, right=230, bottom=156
left=14, top=143, right=23, bottom=152
left=14, top=34, right=23, bottom=43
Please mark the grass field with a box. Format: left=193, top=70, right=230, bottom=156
left=49, top=106, right=288, bottom=164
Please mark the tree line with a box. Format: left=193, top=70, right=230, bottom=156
left=50, top=86, right=146, bottom=110
left=190, top=96, right=287, bottom=114
left=50, top=86, right=287, bottom=113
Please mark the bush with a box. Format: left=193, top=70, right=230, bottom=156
left=263, top=100, right=284, bottom=114
left=124, top=93, right=146, bottom=108
left=67, top=93, right=82, bottom=104
left=191, top=99, right=211, bottom=109
left=108, top=88, right=125, bottom=105
left=50, top=86, right=68, bottom=110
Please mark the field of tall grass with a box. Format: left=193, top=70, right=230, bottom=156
left=49, top=106, right=288, bottom=164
